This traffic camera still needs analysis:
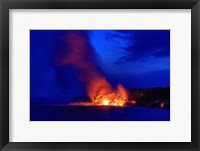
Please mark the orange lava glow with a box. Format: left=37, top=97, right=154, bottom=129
left=88, top=78, right=128, bottom=106
left=130, top=100, right=136, bottom=105
left=102, top=100, right=109, bottom=106
left=160, top=102, right=165, bottom=108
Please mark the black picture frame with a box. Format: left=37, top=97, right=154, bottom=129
left=0, top=0, right=199, bottom=150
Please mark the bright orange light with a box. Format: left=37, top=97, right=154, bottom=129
left=160, top=102, right=165, bottom=108
left=103, top=100, right=109, bottom=106
left=132, top=100, right=136, bottom=104
left=87, top=77, right=128, bottom=107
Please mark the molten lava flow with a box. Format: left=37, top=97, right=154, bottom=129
left=103, top=100, right=109, bottom=106
left=160, top=102, right=165, bottom=108
left=87, top=78, right=128, bottom=106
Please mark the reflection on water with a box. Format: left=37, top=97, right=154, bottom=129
left=30, top=103, right=170, bottom=121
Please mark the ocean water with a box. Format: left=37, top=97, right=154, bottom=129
left=30, top=104, right=170, bottom=121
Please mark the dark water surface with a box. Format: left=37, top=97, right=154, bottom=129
left=30, top=104, right=170, bottom=121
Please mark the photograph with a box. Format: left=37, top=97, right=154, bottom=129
left=1, top=0, right=199, bottom=150
left=30, top=30, right=170, bottom=121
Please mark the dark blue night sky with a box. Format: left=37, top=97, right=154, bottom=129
left=30, top=30, right=170, bottom=101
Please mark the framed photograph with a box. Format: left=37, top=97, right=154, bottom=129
left=0, top=0, right=199, bottom=150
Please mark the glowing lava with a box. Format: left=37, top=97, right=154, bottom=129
left=160, top=102, right=165, bottom=108
left=88, top=79, right=128, bottom=106
left=102, top=100, right=109, bottom=106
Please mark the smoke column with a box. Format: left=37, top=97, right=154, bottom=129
left=53, top=30, right=113, bottom=101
